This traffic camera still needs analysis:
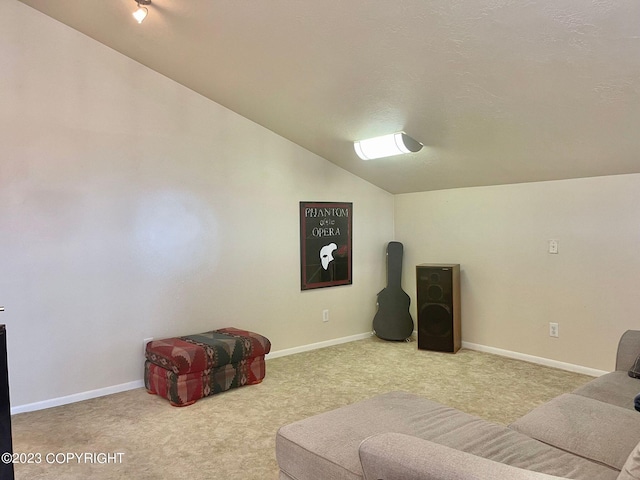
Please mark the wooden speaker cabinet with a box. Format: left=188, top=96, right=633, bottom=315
left=416, top=264, right=461, bottom=353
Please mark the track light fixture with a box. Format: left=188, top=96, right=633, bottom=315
left=354, top=132, right=423, bottom=160
left=133, top=0, right=151, bottom=24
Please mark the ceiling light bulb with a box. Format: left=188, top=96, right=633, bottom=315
left=354, top=132, right=423, bottom=160
left=133, top=6, right=148, bottom=23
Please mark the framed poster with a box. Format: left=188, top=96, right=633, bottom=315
left=300, top=202, right=352, bottom=290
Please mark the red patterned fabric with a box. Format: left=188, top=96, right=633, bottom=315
left=144, top=327, right=270, bottom=406
left=144, top=356, right=266, bottom=407
left=215, top=327, right=271, bottom=356
left=145, top=328, right=271, bottom=375
left=145, top=337, right=208, bottom=375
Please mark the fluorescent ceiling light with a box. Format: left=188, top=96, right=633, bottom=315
left=354, top=132, right=423, bottom=160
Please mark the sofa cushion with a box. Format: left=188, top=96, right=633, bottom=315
left=573, top=371, right=640, bottom=411
left=510, top=394, right=640, bottom=470
left=360, top=433, right=568, bottom=480
left=276, top=391, right=618, bottom=480
left=618, top=441, right=640, bottom=480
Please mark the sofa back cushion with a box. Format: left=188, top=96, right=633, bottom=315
left=510, top=394, right=640, bottom=470
left=618, top=441, right=640, bottom=480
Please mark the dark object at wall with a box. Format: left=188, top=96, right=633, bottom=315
left=373, top=242, right=414, bottom=341
left=416, top=264, right=461, bottom=353
left=0, top=324, right=14, bottom=480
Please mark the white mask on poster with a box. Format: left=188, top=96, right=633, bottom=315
left=320, top=243, right=338, bottom=270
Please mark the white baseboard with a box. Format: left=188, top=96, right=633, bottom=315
left=462, top=341, right=608, bottom=378
left=266, top=332, right=373, bottom=360
left=11, top=380, right=144, bottom=415
left=11, top=334, right=607, bottom=415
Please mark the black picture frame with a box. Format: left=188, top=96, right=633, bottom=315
left=300, top=202, right=352, bottom=290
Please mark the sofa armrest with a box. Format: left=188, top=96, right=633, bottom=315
left=617, top=330, right=640, bottom=371
left=358, top=433, right=564, bottom=480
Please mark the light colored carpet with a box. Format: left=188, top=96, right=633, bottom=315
left=11, top=336, right=593, bottom=479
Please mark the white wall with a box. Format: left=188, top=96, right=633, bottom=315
left=395, top=174, right=640, bottom=372
left=0, top=1, right=394, bottom=408
left=5, top=0, right=636, bottom=411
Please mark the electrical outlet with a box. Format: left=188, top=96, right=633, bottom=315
left=143, top=337, right=153, bottom=355
left=548, top=239, right=559, bottom=254
left=549, top=323, right=559, bottom=338
left=322, top=309, right=329, bottom=322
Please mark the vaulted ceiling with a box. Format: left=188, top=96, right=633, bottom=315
left=18, top=0, right=640, bottom=194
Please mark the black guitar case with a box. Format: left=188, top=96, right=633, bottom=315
left=373, top=241, right=414, bottom=341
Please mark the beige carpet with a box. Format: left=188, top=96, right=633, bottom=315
left=11, top=336, right=593, bottom=479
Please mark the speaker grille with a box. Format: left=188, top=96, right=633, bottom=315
left=427, top=284, right=443, bottom=301
left=416, top=264, right=460, bottom=353
left=419, top=303, right=451, bottom=337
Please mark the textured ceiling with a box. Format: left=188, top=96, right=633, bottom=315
left=17, top=0, right=640, bottom=194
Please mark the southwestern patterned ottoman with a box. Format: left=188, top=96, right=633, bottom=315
left=144, top=327, right=271, bottom=406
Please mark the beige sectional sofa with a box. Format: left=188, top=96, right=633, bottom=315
left=276, top=330, right=640, bottom=480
